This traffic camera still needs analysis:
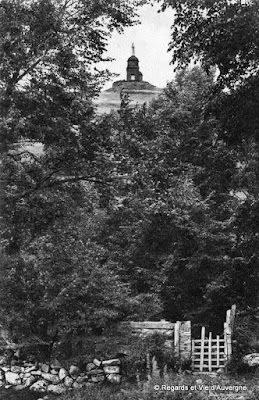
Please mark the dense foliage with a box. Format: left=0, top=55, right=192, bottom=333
left=158, top=0, right=259, bottom=86
left=97, top=67, right=258, bottom=335
left=0, top=0, right=146, bottom=351
left=155, top=0, right=259, bottom=335
left=0, top=0, right=258, bottom=357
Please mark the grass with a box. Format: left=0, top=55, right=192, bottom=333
left=0, top=387, right=52, bottom=400
left=58, top=371, right=259, bottom=400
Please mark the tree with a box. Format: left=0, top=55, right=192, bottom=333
left=0, top=0, right=150, bottom=349
left=158, top=0, right=259, bottom=86
left=155, top=0, right=259, bottom=330
left=156, top=0, right=259, bottom=145
left=0, top=188, right=132, bottom=351
left=0, top=0, right=141, bottom=251
left=96, top=67, right=239, bottom=332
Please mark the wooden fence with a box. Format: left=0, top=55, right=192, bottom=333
left=122, top=306, right=236, bottom=372
left=128, top=320, right=192, bottom=361
left=192, top=305, right=236, bottom=372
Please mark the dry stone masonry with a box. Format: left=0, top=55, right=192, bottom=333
left=0, top=318, right=192, bottom=395
left=0, top=357, right=122, bottom=394
left=243, top=353, right=259, bottom=367
left=0, top=318, right=195, bottom=396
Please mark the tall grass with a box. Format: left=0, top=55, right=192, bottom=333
left=59, top=368, right=259, bottom=400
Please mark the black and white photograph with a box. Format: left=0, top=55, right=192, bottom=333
left=0, top=0, right=258, bottom=399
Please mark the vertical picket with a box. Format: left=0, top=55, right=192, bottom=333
left=226, top=309, right=231, bottom=330
left=216, top=335, right=220, bottom=368
left=226, top=331, right=232, bottom=360
left=225, top=310, right=232, bottom=361
left=200, top=326, right=205, bottom=372
left=208, top=332, right=212, bottom=372
left=230, top=304, right=236, bottom=332
left=174, top=321, right=180, bottom=357
left=224, top=322, right=227, bottom=358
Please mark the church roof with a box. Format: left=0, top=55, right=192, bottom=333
left=127, top=55, right=138, bottom=61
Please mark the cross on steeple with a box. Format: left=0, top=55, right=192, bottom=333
left=132, top=43, right=135, bottom=56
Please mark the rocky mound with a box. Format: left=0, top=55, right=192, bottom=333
left=106, top=80, right=161, bottom=93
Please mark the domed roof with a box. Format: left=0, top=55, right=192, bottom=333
left=127, top=55, right=138, bottom=61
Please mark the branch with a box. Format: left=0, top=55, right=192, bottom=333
left=49, top=175, right=110, bottom=185
left=5, top=51, right=48, bottom=98
left=14, top=54, right=47, bottom=85
left=10, top=174, right=111, bottom=200
left=8, top=150, right=42, bottom=164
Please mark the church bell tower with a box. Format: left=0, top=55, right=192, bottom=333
left=126, top=43, right=143, bottom=82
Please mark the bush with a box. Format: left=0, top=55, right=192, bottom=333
left=227, top=309, right=259, bottom=374
left=122, top=332, right=179, bottom=381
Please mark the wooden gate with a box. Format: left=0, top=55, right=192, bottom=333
left=192, top=329, right=226, bottom=372
left=192, top=305, right=236, bottom=372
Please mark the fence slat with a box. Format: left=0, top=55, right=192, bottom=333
left=226, top=332, right=232, bottom=360
left=130, top=321, right=175, bottom=330
left=200, top=327, right=205, bottom=372
left=174, top=321, right=180, bottom=357
left=230, top=304, right=236, bottom=331
left=226, top=309, right=231, bottom=332
left=208, top=332, right=212, bottom=372
left=216, top=335, right=220, bottom=368
left=224, top=322, right=227, bottom=358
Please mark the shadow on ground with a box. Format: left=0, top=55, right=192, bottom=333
left=0, top=387, right=55, bottom=400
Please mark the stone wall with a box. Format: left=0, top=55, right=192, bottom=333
left=0, top=357, right=121, bottom=395
left=0, top=319, right=192, bottom=395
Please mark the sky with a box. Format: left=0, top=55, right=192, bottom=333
left=99, top=3, right=176, bottom=90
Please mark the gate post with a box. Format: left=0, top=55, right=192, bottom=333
left=174, top=321, right=180, bottom=357
left=179, top=321, right=192, bottom=362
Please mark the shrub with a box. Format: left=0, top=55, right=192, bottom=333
left=122, top=332, right=179, bottom=381
left=227, top=309, right=259, bottom=374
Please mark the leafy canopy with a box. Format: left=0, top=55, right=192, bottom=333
left=0, top=0, right=150, bottom=350
left=157, top=0, right=259, bottom=86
